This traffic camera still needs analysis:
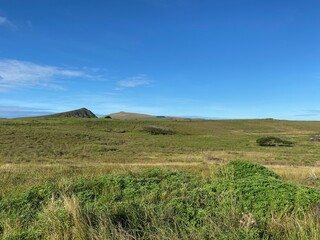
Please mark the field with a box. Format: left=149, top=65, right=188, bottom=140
left=1, top=117, right=320, bottom=239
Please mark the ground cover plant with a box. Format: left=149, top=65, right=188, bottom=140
left=1, top=161, right=320, bottom=239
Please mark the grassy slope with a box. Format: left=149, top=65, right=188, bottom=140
left=1, top=118, right=320, bottom=166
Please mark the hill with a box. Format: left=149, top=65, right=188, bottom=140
left=41, top=108, right=97, bottom=118
left=105, top=111, right=156, bottom=120
left=104, top=111, right=202, bottom=120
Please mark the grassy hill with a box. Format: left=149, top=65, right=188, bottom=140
left=104, top=111, right=205, bottom=120
left=1, top=117, right=320, bottom=239
left=105, top=111, right=156, bottom=120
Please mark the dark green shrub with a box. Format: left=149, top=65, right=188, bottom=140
left=256, top=136, right=293, bottom=147
left=143, top=125, right=174, bottom=135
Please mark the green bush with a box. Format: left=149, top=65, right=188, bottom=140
left=143, top=125, right=174, bottom=135
left=256, top=136, right=293, bottom=147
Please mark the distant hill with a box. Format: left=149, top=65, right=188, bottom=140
left=105, top=111, right=156, bottom=120
left=42, top=108, right=97, bottom=118
left=104, top=111, right=207, bottom=120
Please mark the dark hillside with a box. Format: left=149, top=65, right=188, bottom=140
left=42, top=108, right=97, bottom=118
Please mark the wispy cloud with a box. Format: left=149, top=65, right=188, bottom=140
left=0, top=16, right=9, bottom=25
left=0, top=16, right=16, bottom=28
left=0, top=105, right=54, bottom=118
left=118, top=74, right=152, bottom=88
left=0, top=59, right=91, bottom=91
left=294, top=110, right=320, bottom=117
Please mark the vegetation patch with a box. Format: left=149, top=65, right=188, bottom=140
left=256, top=136, right=293, bottom=147
left=218, top=160, right=281, bottom=179
left=143, top=125, right=174, bottom=135
left=1, top=161, right=320, bottom=239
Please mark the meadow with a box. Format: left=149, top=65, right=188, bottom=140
left=1, top=117, right=320, bottom=239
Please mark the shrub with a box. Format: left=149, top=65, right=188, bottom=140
left=143, top=125, right=174, bottom=135
left=256, top=136, right=293, bottom=147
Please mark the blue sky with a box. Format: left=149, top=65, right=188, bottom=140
left=0, top=0, right=320, bottom=119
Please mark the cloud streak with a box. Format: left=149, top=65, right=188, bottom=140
left=0, top=59, right=91, bottom=91
left=0, top=16, right=9, bottom=25
left=294, top=110, right=320, bottom=117
left=118, top=75, right=152, bottom=88
left=0, top=105, right=54, bottom=118
left=0, top=16, right=16, bottom=28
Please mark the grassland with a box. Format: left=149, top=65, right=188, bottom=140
left=1, top=117, right=320, bottom=239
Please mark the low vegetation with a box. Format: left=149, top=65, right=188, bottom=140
left=1, top=117, right=320, bottom=166
left=1, top=117, right=320, bottom=239
left=256, top=136, right=293, bottom=147
left=1, top=161, right=320, bottom=239
left=143, top=125, right=174, bottom=135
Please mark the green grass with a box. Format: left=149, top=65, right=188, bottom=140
left=1, top=118, right=320, bottom=239
left=1, top=161, right=320, bottom=239
left=1, top=117, right=320, bottom=166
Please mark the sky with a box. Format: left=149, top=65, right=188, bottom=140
left=0, top=0, right=320, bottom=119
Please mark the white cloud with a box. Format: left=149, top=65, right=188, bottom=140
left=0, top=16, right=15, bottom=28
left=0, top=59, right=90, bottom=91
left=118, top=75, right=152, bottom=88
